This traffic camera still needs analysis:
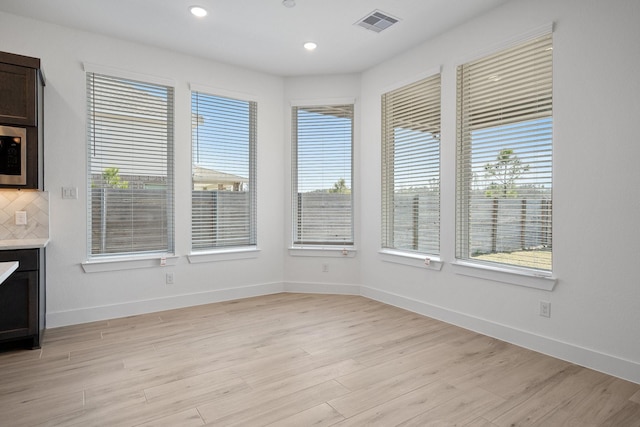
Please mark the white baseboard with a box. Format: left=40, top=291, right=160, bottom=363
left=360, top=285, right=640, bottom=385
left=46, top=282, right=284, bottom=328
left=283, top=281, right=360, bottom=295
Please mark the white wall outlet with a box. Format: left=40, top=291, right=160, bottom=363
left=539, top=301, right=551, bottom=318
left=62, top=187, right=78, bottom=199
left=14, top=211, right=27, bottom=225
left=166, top=272, right=174, bottom=285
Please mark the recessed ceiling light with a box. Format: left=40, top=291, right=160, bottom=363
left=303, top=42, right=317, bottom=51
left=189, top=6, right=208, bottom=17
left=282, top=0, right=296, bottom=8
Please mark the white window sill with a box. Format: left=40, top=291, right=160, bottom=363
left=82, top=254, right=179, bottom=273
left=188, top=246, right=260, bottom=263
left=288, top=246, right=357, bottom=258
left=379, top=249, right=443, bottom=271
left=451, top=260, right=556, bottom=291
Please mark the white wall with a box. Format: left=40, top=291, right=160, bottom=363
left=0, top=12, right=286, bottom=325
left=359, top=0, right=640, bottom=383
left=283, top=75, right=362, bottom=293
left=1, top=0, right=639, bottom=384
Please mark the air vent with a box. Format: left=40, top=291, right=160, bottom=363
left=355, top=10, right=399, bottom=33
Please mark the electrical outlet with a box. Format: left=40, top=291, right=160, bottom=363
left=539, top=301, right=551, bottom=318
left=14, top=211, right=27, bottom=225
left=322, top=263, right=329, bottom=273
left=166, top=272, right=174, bottom=285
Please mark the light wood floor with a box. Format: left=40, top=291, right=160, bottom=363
left=1, top=293, right=639, bottom=426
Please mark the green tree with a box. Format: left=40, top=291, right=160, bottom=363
left=329, top=178, right=350, bottom=194
left=484, top=149, right=529, bottom=198
left=102, top=167, right=129, bottom=189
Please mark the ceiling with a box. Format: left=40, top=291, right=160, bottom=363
left=0, top=0, right=511, bottom=77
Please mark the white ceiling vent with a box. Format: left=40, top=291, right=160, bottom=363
left=355, top=10, right=399, bottom=33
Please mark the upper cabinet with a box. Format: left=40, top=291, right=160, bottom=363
left=0, top=60, right=37, bottom=126
left=0, top=52, right=45, bottom=189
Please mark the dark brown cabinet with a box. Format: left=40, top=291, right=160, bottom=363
left=0, top=60, right=37, bottom=126
left=0, top=51, right=45, bottom=189
left=0, top=249, right=45, bottom=349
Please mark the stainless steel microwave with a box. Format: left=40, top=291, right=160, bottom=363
left=0, top=125, right=27, bottom=185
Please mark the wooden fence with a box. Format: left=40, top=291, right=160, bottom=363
left=192, top=190, right=252, bottom=249
left=91, top=188, right=170, bottom=254
left=469, top=197, right=552, bottom=255
left=296, top=193, right=352, bottom=244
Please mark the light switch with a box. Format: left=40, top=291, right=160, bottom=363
left=15, top=211, right=27, bottom=225
left=62, top=186, right=78, bottom=199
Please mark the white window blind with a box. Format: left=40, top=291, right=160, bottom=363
left=382, top=74, right=441, bottom=255
left=456, top=33, right=553, bottom=271
left=87, top=72, right=174, bottom=257
left=292, top=104, right=354, bottom=245
left=191, top=91, right=257, bottom=250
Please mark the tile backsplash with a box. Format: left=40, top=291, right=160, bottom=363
left=0, top=190, right=49, bottom=240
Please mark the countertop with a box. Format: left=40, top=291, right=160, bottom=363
left=0, top=238, right=50, bottom=250
left=0, top=261, right=19, bottom=285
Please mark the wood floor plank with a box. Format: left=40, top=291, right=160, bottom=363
left=476, top=354, right=573, bottom=423
left=398, top=386, right=505, bottom=426
left=0, top=389, right=84, bottom=427
left=464, top=417, right=501, bottom=427
left=0, top=293, right=637, bottom=427
left=329, top=380, right=464, bottom=426
left=142, top=367, right=246, bottom=403
left=533, top=374, right=640, bottom=426
left=446, top=341, right=539, bottom=391
left=199, top=380, right=350, bottom=425
left=600, top=401, right=640, bottom=427
left=336, top=333, right=503, bottom=393
left=243, top=358, right=364, bottom=392
left=489, top=364, right=591, bottom=426
left=329, top=360, right=451, bottom=418
left=264, top=403, right=345, bottom=427
left=0, top=353, right=125, bottom=407
left=133, top=408, right=205, bottom=427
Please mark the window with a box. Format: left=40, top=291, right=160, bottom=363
left=456, top=33, right=553, bottom=272
left=382, top=74, right=441, bottom=255
left=87, top=72, right=174, bottom=257
left=191, top=91, right=257, bottom=250
left=292, top=104, right=354, bottom=246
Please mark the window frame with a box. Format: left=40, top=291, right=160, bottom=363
left=291, top=100, right=355, bottom=248
left=381, top=72, right=442, bottom=259
left=454, top=27, right=556, bottom=289
left=190, top=88, right=258, bottom=253
left=85, top=65, right=175, bottom=263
